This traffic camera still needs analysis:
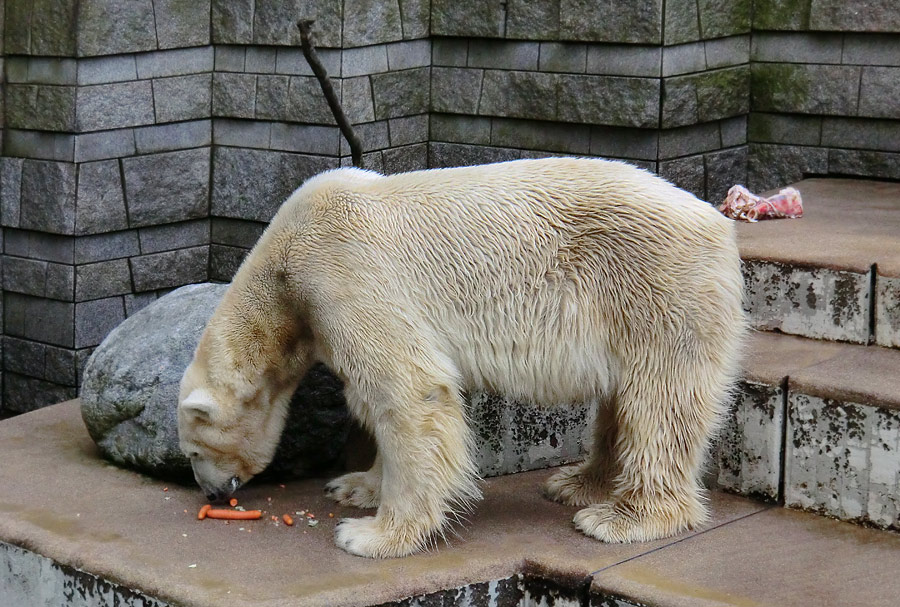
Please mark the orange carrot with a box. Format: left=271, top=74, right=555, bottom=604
left=205, top=509, right=262, bottom=520
left=229, top=498, right=238, bottom=507
left=282, top=514, right=294, bottom=526
left=197, top=504, right=212, bottom=520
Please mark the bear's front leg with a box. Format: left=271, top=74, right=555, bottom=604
left=334, top=385, right=480, bottom=558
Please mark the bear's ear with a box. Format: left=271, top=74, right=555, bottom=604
left=180, top=388, right=220, bottom=419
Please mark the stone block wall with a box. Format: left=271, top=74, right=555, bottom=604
left=0, top=0, right=898, bottom=413
left=749, top=1, right=900, bottom=190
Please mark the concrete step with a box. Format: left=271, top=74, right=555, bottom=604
left=713, top=331, right=900, bottom=530
left=2, top=401, right=900, bottom=607
left=737, top=178, right=900, bottom=348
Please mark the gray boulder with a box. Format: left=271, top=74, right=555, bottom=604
left=80, top=283, right=352, bottom=480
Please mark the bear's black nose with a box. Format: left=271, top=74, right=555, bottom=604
left=206, top=490, right=223, bottom=502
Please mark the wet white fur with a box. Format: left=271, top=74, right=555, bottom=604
left=177, top=157, right=745, bottom=558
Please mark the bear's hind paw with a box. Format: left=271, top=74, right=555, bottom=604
left=325, top=471, right=381, bottom=508
left=573, top=502, right=693, bottom=543
left=334, top=516, right=426, bottom=558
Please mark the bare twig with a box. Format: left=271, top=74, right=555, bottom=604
left=297, top=19, right=363, bottom=168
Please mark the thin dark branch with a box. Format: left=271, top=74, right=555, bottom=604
left=297, top=19, right=363, bottom=168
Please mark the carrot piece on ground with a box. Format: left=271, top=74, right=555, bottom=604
left=283, top=514, right=294, bottom=526
left=229, top=498, right=238, bottom=507
left=197, top=504, right=212, bottom=520
left=205, top=509, right=262, bottom=520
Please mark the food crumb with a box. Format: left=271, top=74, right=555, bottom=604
left=188, top=564, right=197, bottom=568
left=163, top=487, right=168, bottom=492
left=328, top=513, right=334, bottom=518
left=182, top=533, right=187, bottom=537
left=229, top=498, right=238, bottom=507
left=307, top=519, right=319, bottom=527
left=283, top=514, right=294, bottom=526
left=279, top=484, right=286, bottom=489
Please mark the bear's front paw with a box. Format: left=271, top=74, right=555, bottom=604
left=573, top=501, right=692, bottom=543
left=325, top=471, right=381, bottom=508
left=544, top=464, right=608, bottom=507
left=334, top=516, right=424, bottom=558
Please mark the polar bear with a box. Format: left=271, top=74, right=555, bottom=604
left=178, top=157, right=745, bottom=558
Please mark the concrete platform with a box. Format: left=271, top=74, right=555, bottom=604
left=3, top=401, right=900, bottom=606
left=737, top=178, right=900, bottom=347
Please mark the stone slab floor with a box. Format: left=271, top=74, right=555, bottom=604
left=2, top=402, right=900, bottom=606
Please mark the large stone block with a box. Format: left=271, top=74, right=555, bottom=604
left=134, top=120, right=212, bottom=154
left=664, top=0, right=700, bottom=45
left=285, top=77, right=337, bottom=124
left=344, top=0, right=403, bottom=46
left=122, top=148, right=210, bottom=227
left=468, top=40, right=540, bottom=71
left=74, top=129, right=137, bottom=163
left=7, top=57, right=77, bottom=85
left=828, top=149, right=900, bottom=181
left=821, top=117, right=900, bottom=153
left=749, top=113, right=822, bottom=146
left=138, top=219, right=209, bottom=254
left=430, top=114, right=492, bottom=145
left=539, top=42, right=587, bottom=73
left=589, top=126, right=658, bottom=160
left=75, top=160, right=128, bottom=235
left=705, top=35, right=751, bottom=69
left=129, top=246, right=208, bottom=293
left=2, top=257, right=73, bottom=301
left=557, top=75, right=659, bottom=128
left=431, top=68, right=484, bottom=115
left=75, top=259, right=132, bottom=302
left=5, top=230, right=75, bottom=264
left=1, top=158, right=24, bottom=228
left=210, top=218, right=267, bottom=249
left=662, top=41, right=707, bottom=77
left=135, top=47, right=214, bottom=79
left=74, top=231, right=141, bottom=264
left=431, top=0, right=505, bottom=37
left=431, top=38, right=468, bottom=67
left=4, top=0, right=33, bottom=54
left=491, top=118, right=590, bottom=154
left=809, top=0, right=900, bottom=32
left=340, top=121, right=390, bottom=154
left=507, top=0, right=560, bottom=40
left=4, top=293, right=75, bottom=348
left=4, top=130, right=75, bottom=162
left=662, top=66, right=750, bottom=128
left=269, top=124, right=342, bottom=155
left=341, top=45, right=390, bottom=77
left=214, top=46, right=246, bottom=72
left=559, top=0, right=662, bottom=44
left=743, top=259, right=870, bottom=344
left=751, top=63, right=860, bottom=116
left=253, top=0, right=342, bottom=48
left=77, top=55, right=139, bottom=85
left=697, top=0, right=751, bottom=39
left=212, top=72, right=257, bottom=118
left=712, top=380, right=784, bottom=501
left=75, top=296, right=127, bottom=348
left=213, top=119, right=272, bottom=149
left=339, top=76, right=376, bottom=124
left=152, top=74, right=212, bottom=123
left=371, top=67, right=430, bottom=120
left=388, top=115, right=429, bottom=146
left=210, top=244, right=249, bottom=281
left=254, top=75, right=292, bottom=121
left=751, top=32, right=842, bottom=64
left=20, top=160, right=77, bottom=235
left=428, top=142, right=520, bottom=168
left=859, top=67, right=900, bottom=119
left=212, top=147, right=337, bottom=222
left=785, top=393, right=900, bottom=530
left=479, top=71, right=558, bottom=121
left=705, top=146, right=749, bottom=204
left=6, top=84, right=76, bottom=131
left=382, top=143, right=427, bottom=173
left=658, top=155, right=706, bottom=200
left=752, top=0, right=812, bottom=30
left=747, top=143, right=828, bottom=192
left=399, top=0, right=429, bottom=39
left=76, top=81, right=155, bottom=131
left=876, top=274, right=900, bottom=349
left=843, top=33, right=900, bottom=66
left=3, top=374, right=77, bottom=414
left=245, top=47, right=278, bottom=74
left=211, top=0, right=254, bottom=44
left=27, top=0, right=78, bottom=55
left=153, top=0, right=211, bottom=49
left=387, top=40, right=431, bottom=70
left=77, top=0, right=157, bottom=56
left=3, top=337, right=47, bottom=379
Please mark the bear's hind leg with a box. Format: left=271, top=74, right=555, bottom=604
left=574, top=348, right=727, bottom=543
left=334, top=384, right=480, bottom=558
left=545, top=399, right=618, bottom=507
left=326, top=452, right=382, bottom=508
